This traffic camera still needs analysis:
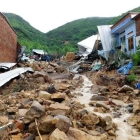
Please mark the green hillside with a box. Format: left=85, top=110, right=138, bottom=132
left=3, top=6, right=140, bottom=54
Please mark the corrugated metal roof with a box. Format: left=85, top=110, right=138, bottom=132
left=0, top=63, right=16, bottom=70
left=32, top=49, right=44, bottom=55
left=97, top=25, right=115, bottom=60
left=0, top=67, right=33, bottom=87
left=78, top=35, right=98, bottom=53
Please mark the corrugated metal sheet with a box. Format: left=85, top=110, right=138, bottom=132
left=0, top=67, right=33, bottom=87
left=32, top=49, right=44, bottom=55
left=97, top=25, right=115, bottom=60
left=0, top=63, right=16, bottom=70
left=78, top=35, right=98, bottom=53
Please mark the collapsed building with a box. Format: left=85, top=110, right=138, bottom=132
left=0, top=12, right=21, bottom=63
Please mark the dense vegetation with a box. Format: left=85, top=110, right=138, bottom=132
left=3, top=6, right=140, bottom=55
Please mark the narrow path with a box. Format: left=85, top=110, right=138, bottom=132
left=73, top=74, right=140, bottom=140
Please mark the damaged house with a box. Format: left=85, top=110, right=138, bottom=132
left=111, top=12, right=140, bottom=56
left=0, top=12, right=21, bottom=63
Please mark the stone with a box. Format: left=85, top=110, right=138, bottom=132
left=11, top=133, right=22, bottom=140
left=51, top=93, right=66, bottom=102
left=36, top=135, right=49, bottom=140
left=49, top=110, right=66, bottom=116
left=49, top=128, right=69, bottom=140
left=49, top=103, right=70, bottom=115
left=90, top=85, right=100, bottom=94
left=33, top=71, right=51, bottom=82
left=81, top=113, right=99, bottom=125
left=28, top=122, right=37, bottom=135
left=52, top=115, right=71, bottom=124
left=17, top=109, right=28, bottom=118
left=55, top=83, right=67, bottom=91
left=23, top=101, right=45, bottom=124
left=0, top=103, right=5, bottom=111
left=56, top=118, right=71, bottom=133
left=134, top=89, right=140, bottom=95
left=133, top=100, right=140, bottom=114
left=39, top=84, right=49, bottom=91
left=96, top=102, right=110, bottom=110
left=67, top=127, right=108, bottom=140
left=127, top=116, right=137, bottom=126
left=37, top=77, right=45, bottom=83
left=108, top=129, right=116, bottom=136
left=52, top=115, right=72, bottom=133
left=39, top=115, right=55, bottom=134
left=23, top=92, right=31, bottom=98
left=22, top=99, right=33, bottom=107
left=86, top=130, right=101, bottom=136
left=7, top=107, right=18, bottom=114
left=39, top=91, right=51, bottom=100
left=118, top=85, right=133, bottom=93
left=10, top=128, right=20, bottom=134
left=0, top=116, right=8, bottom=124
left=104, top=116, right=113, bottom=130
left=47, top=84, right=56, bottom=93
left=90, top=95, right=109, bottom=101
left=112, top=99, right=124, bottom=106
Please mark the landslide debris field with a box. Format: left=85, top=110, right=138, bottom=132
left=0, top=60, right=140, bottom=140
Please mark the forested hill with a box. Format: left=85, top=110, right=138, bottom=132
left=3, top=6, right=140, bottom=54
left=45, top=6, right=140, bottom=44
left=45, top=17, right=114, bottom=42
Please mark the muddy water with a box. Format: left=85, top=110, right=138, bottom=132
left=73, top=74, right=140, bottom=140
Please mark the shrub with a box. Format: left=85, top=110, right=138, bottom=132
left=118, top=51, right=127, bottom=59
left=128, top=73, right=137, bottom=82
left=132, top=51, right=140, bottom=66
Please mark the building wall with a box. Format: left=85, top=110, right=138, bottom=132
left=125, top=21, right=136, bottom=55
left=0, top=14, right=17, bottom=62
left=136, top=16, right=140, bottom=36
left=136, top=36, right=140, bottom=47
left=111, top=13, right=138, bottom=30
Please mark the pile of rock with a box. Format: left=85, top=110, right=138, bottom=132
left=0, top=73, right=118, bottom=140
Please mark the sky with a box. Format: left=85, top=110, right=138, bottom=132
left=0, top=0, right=140, bottom=33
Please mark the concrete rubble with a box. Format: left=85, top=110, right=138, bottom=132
left=0, top=59, right=140, bottom=140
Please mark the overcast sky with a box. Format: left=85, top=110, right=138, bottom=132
left=0, top=0, right=140, bottom=33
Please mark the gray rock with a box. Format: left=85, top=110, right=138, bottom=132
left=90, top=95, right=109, bottom=101
left=23, top=101, right=45, bottom=124
left=118, top=85, right=133, bottom=93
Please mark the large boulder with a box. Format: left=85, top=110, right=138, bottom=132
left=23, top=101, right=45, bottom=124
left=49, top=128, right=69, bottom=140
left=39, top=91, right=51, bottom=100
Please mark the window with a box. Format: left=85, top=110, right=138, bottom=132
left=128, top=37, right=134, bottom=50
